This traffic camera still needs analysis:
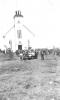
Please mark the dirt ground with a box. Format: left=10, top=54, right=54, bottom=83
left=0, top=55, right=60, bottom=100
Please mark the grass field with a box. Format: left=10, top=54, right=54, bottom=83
left=0, top=54, right=60, bottom=100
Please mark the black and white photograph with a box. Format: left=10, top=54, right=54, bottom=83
left=0, top=0, right=60, bottom=100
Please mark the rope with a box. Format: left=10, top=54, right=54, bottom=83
left=23, top=24, right=35, bottom=37
left=3, top=25, right=15, bottom=38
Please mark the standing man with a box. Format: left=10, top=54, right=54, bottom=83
left=40, top=50, right=44, bottom=60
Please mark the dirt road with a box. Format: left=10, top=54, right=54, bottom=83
left=0, top=56, right=60, bottom=100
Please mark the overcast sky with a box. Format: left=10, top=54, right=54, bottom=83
left=0, top=0, right=60, bottom=49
